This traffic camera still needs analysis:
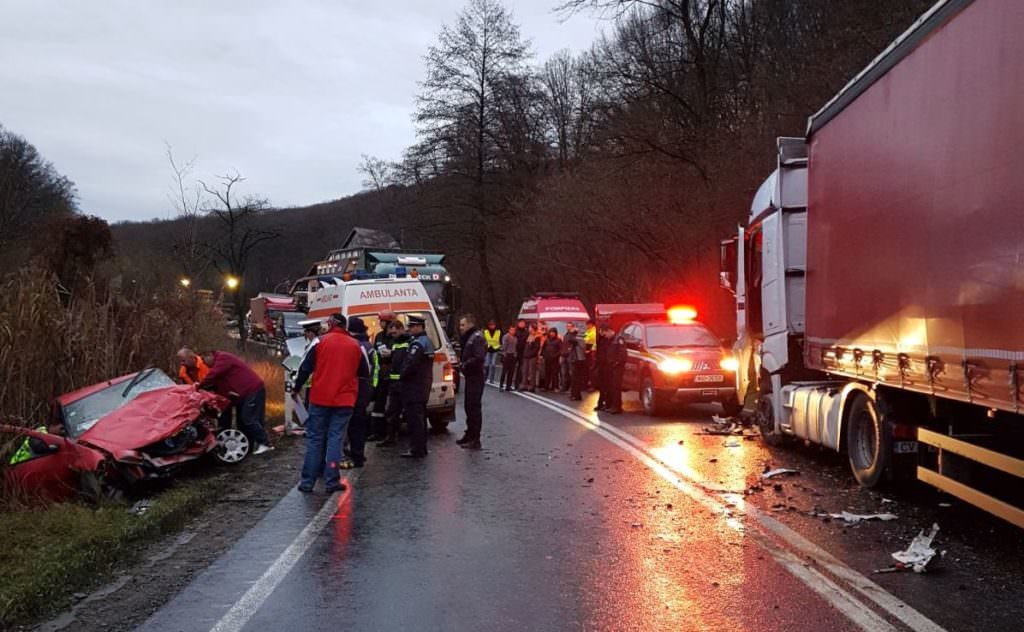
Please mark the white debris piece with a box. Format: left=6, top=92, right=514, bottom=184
left=892, top=523, right=941, bottom=573
left=711, top=414, right=732, bottom=425
left=761, top=468, right=800, bottom=480
left=723, top=438, right=742, bottom=448
left=829, top=511, right=898, bottom=524
left=129, top=499, right=153, bottom=516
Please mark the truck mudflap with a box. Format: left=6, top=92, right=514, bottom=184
left=917, top=428, right=1024, bottom=529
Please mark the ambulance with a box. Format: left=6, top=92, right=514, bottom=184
left=516, top=292, right=590, bottom=334
left=304, top=274, right=457, bottom=429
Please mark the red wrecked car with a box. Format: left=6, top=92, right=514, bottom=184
left=2, top=368, right=242, bottom=503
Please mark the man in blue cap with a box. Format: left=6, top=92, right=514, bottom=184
left=400, top=314, right=434, bottom=458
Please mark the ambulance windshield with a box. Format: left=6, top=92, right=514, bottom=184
left=362, top=312, right=443, bottom=349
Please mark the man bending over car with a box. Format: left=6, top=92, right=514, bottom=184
left=188, top=348, right=274, bottom=455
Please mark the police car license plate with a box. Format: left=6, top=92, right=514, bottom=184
left=694, top=374, right=724, bottom=383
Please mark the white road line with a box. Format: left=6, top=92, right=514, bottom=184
left=208, top=482, right=353, bottom=632
left=513, top=390, right=947, bottom=632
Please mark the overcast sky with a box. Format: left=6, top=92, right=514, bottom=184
left=0, top=0, right=606, bottom=222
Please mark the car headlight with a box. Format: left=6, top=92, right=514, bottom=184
left=658, top=358, right=692, bottom=374
left=720, top=356, right=739, bottom=372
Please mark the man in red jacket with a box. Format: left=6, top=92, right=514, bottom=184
left=198, top=349, right=273, bottom=455
left=293, top=313, right=368, bottom=493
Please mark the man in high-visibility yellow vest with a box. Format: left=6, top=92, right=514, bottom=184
left=584, top=319, right=598, bottom=390
left=482, top=319, right=502, bottom=384
left=9, top=426, right=51, bottom=465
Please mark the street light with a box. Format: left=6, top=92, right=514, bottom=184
left=225, top=275, right=240, bottom=290
left=179, top=277, right=191, bottom=288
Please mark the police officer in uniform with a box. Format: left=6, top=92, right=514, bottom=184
left=378, top=319, right=410, bottom=447
left=400, top=315, right=434, bottom=458
left=457, top=313, right=486, bottom=450
left=606, top=328, right=628, bottom=414
left=367, top=311, right=396, bottom=442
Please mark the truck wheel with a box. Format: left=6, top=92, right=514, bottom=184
left=641, top=376, right=669, bottom=416
left=756, top=395, right=784, bottom=445
left=845, top=394, right=890, bottom=488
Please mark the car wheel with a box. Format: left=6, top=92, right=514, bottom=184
left=215, top=428, right=250, bottom=464
left=641, top=376, right=668, bottom=416
left=845, top=394, right=890, bottom=488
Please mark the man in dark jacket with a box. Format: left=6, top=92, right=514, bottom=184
left=343, top=316, right=375, bottom=468
left=513, top=319, right=528, bottom=389
left=541, top=328, right=562, bottom=391
left=564, top=324, right=588, bottom=401
left=379, top=319, right=409, bottom=447
left=594, top=322, right=613, bottom=412
left=457, top=313, right=486, bottom=450
left=606, top=330, right=628, bottom=414
left=400, top=315, right=434, bottom=458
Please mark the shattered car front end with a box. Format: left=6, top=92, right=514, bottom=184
left=3, top=369, right=231, bottom=503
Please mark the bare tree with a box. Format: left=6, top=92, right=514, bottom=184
left=166, top=144, right=209, bottom=282
left=199, top=173, right=279, bottom=343
left=414, top=0, right=533, bottom=316
left=357, top=154, right=400, bottom=221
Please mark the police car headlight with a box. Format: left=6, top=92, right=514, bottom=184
left=658, top=358, right=692, bottom=374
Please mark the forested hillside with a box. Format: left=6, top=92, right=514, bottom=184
left=111, top=0, right=933, bottom=334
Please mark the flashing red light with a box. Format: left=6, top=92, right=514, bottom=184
left=667, top=305, right=698, bottom=324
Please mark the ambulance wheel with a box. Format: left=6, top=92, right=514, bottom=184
left=428, top=415, right=450, bottom=433
left=845, top=394, right=890, bottom=488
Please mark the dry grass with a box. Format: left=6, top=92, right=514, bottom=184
left=0, top=265, right=231, bottom=426
left=248, top=358, right=285, bottom=420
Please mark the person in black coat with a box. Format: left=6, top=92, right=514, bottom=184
left=513, top=319, right=528, bottom=388
left=457, top=314, right=487, bottom=449
left=400, top=315, right=435, bottom=458
left=541, top=328, right=562, bottom=391
left=606, top=331, right=628, bottom=414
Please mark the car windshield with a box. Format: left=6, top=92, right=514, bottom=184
left=62, top=369, right=175, bottom=438
left=645, top=324, right=719, bottom=349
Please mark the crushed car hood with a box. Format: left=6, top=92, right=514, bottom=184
left=79, top=386, right=225, bottom=454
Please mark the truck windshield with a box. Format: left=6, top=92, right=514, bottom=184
left=61, top=370, right=176, bottom=438
left=645, top=324, right=719, bottom=349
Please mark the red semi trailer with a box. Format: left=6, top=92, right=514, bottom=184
left=721, top=0, right=1024, bottom=526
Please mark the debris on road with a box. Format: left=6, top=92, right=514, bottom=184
left=723, top=438, right=741, bottom=448
left=889, top=523, right=943, bottom=573
left=814, top=511, right=898, bottom=524
left=761, top=468, right=800, bottom=480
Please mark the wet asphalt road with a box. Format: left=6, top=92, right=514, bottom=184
left=137, top=386, right=1024, bottom=632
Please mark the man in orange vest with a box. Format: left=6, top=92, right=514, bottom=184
left=177, top=348, right=210, bottom=385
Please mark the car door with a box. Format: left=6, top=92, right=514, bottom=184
left=621, top=324, right=641, bottom=391
left=2, top=428, right=85, bottom=503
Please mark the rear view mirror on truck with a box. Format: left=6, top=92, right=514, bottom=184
left=720, top=237, right=737, bottom=294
